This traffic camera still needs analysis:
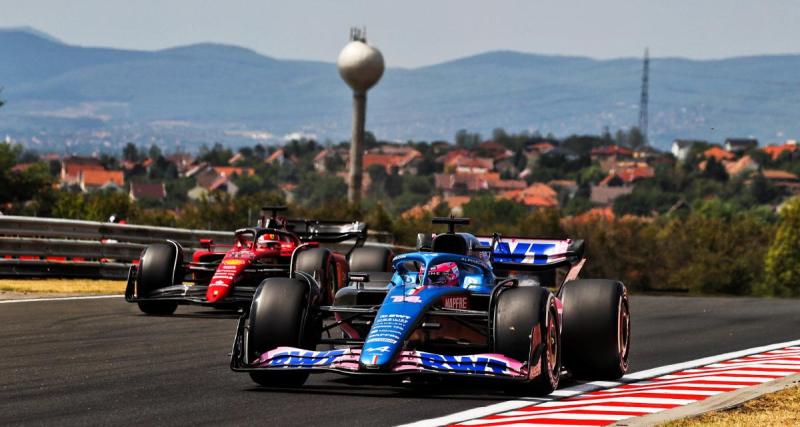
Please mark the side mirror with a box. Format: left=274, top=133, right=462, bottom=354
left=199, top=238, right=214, bottom=250
left=416, top=233, right=433, bottom=251
left=348, top=273, right=370, bottom=283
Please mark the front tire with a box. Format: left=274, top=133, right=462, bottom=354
left=247, top=277, right=320, bottom=387
left=294, top=248, right=337, bottom=305
left=561, top=279, right=630, bottom=380
left=136, top=242, right=180, bottom=315
left=494, top=286, right=560, bottom=396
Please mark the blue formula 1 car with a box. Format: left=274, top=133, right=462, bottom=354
left=230, top=217, right=631, bottom=395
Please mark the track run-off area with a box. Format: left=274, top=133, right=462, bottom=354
left=2, top=294, right=800, bottom=426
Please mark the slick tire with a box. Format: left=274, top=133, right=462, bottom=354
left=247, top=277, right=320, bottom=388
left=294, top=248, right=337, bottom=305
left=348, top=246, right=394, bottom=273
left=136, top=242, right=180, bottom=315
left=561, top=279, right=630, bottom=380
left=494, top=286, right=561, bottom=396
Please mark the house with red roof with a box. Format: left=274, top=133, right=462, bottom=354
left=129, top=181, right=167, bottom=201
left=213, top=166, right=254, bottom=177
left=434, top=172, right=525, bottom=196
left=60, top=156, right=105, bottom=186
left=598, top=162, right=655, bottom=186
left=762, top=140, right=798, bottom=160
left=79, top=170, right=125, bottom=192
left=724, top=155, right=759, bottom=177
left=724, top=138, right=758, bottom=153
left=265, top=148, right=286, bottom=165
left=500, top=183, right=559, bottom=209
left=403, top=195, right=472, bottom=218
left=475, top=140, right=513, bottom=161
left=703, top=146, right=735, bottom=162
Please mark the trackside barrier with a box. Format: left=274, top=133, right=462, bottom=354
left=0, top=215, right=406, bottom=280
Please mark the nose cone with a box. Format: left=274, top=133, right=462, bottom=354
left=206, top=284, right=227, bottom=303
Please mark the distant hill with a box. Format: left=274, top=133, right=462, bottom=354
left=1, top=28, right=799, bottom=150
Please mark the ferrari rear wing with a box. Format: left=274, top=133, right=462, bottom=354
left=476, top=236, right=585, bottom=271
left=286, top=219, right=368, bottom=244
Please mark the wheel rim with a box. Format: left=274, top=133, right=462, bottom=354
left=617, top=296, right=631, bottom=370
left=325, top=260, right=336, bottom=304
left=546, top=308, right=559, bottom=380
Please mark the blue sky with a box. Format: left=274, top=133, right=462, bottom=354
left=1, top=0, right=799, bottom=67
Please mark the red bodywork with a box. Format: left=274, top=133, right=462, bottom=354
left=191, top=230, right=348, bottom=304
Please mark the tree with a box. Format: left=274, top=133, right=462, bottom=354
left=454, top=129, right=481, bottom=148
left=750, top=172, right=777, bottom=204
left=703, top=157, right=728, bottom=182
left=758, top=197, right=800, bottom=296
left=148, top=144, right=162, bottom=160
left=122, top=143, right=141, bottom=162
left=198, top=143, right=233, bottom=166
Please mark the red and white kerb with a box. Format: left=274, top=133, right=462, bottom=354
left=452, top=346, right=800, bottom=427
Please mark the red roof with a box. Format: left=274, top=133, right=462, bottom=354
left=362, top=149, right=420, bottom=173
left=265, top=149, right=285, bottom=164
left=763, top=169, right=799, bottom=181
left=591, top=145, right=633, bottom=157
left=130, top=181, right=166, bottom=199
left=703, top=146, right=735, bottom=161
left=762, top=143, right=798, bottom=160
left=213, top=166, right=254, bottom=177
left=500, top=183, right=559, bottom=208
left=81, top=170, right=124, bottom=188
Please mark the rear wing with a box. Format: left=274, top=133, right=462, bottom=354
left=475, top=236, right=585, bottom=271
left=286, top=220, right=368, bottom=244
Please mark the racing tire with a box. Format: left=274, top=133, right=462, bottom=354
left=136, top=242, right=180, bottom=315
left=561, top=279, right=630, bottom=380
left=294, top=248, right=337, bottom=305
left=348, top=246, right=394, bottom=272
left=494, top=286, right=561, bottom=396
left=247, top=277, right=321, bottom=388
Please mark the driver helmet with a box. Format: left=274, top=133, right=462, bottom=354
left=420, top=262, right=459, bottom=287
left=256, top=234, right=278, bottom=249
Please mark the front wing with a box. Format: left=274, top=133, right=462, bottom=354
left=124, top=266, right=258, bottom=307
left=233, top=346, right=533, bottom=380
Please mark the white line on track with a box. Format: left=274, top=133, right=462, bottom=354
left=399, top=338, right=800, bottom=427
left=0, top=294, right=123, bottom=304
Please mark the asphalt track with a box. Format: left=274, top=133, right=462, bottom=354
left=2, top=295, right=800, bottom=426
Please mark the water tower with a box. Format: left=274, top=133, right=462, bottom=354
left=337, top=28, right=384, bottom=204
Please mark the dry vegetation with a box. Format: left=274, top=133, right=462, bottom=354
left=0, top=279, right=125, bottom=295
left=666, top=384, right=800, bottom=427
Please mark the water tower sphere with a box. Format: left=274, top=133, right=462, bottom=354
left=337, top=40, right=385, bottom=93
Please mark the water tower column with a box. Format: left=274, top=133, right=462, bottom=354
left=337, top=28, right=384, bottom=205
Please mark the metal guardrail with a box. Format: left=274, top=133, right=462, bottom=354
left=0, top=215, right=405, bottom=280
left=0, top=215, right=235, bottom=248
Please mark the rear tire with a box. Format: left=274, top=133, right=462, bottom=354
left=247, top=277, right=320, bottom=388
left=137, top=242, right=180, bottom=315
left=294, top=248, right=337, bottom=305
left=561, top=279, right=630, bottom=380
left=348, top=246, right=394, bottom=272
left=494, top=286, right=560, bottom=396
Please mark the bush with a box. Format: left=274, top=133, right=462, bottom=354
left=758, top=197, right=800, bottom=296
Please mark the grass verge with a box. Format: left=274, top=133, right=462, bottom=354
left=665, top=384, right=800, bottom=426
left=0, top=279, right=125, bottom=295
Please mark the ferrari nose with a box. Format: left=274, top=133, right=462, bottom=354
left=206, top=284, right=228, bottom=303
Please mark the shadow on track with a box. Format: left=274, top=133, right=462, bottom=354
left=138, top=309, right=242, bottom=320
left=242, top=375, right=577, bottom=401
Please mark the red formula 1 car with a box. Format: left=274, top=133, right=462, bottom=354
left=124, top=206, right=394, bottom=315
